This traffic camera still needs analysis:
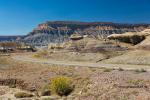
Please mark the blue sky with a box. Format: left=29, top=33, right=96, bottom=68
left=0, top=0, right=150, bottom=35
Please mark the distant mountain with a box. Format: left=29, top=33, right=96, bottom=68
left=0, top=36, right=22, bottom=42
left=22, top=21, right=150, bottom=46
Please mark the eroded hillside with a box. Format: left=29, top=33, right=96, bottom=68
left=22, top=21, right=149, bottom=45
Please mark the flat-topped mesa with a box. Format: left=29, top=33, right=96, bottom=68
left=22, top=21, right=150, bottom=46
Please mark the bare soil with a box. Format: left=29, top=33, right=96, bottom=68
left=1, top=54, right=150, bottom=100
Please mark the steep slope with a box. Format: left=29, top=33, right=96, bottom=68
left=22, top=21, right=149, bottom=46
left=137, top=29, right=150, bottom=49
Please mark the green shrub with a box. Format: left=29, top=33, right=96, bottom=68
left=50, top=76, right=74, bottom=96
left=14, top=92, right=33, bottom=98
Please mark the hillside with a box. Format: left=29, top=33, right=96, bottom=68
left=22, top=21, right=149, bottom=46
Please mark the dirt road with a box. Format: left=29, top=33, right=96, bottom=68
left=11, top=53, right=150, bottom=71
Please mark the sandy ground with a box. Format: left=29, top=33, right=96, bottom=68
left=0, top=52, right=150, bottom=100
left=103, top=50, right=150, bottom=65
left=12, top=53, right=150, bottom=71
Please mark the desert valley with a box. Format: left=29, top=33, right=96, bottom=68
left=0, top=21, right=150, bottom=100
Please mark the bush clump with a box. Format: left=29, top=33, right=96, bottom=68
left=118, top=67, right=124, bottom=71
left=50, top=76, right=74, bottom=96
left=14, top=92, right=33, bottom=98
left=103, top=68, right=112, bottom=72
left=135, top=68, right=147, bottom=73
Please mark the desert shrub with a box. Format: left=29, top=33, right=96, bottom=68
left=50, top=76, right=74, bottom=96
left=103, top=68, right=112, bottom=72
left=128, top=79, right=144, bottom=85
left=135, top=68, right=147, bottom=73
left=141, top=69, right=147, bottom=72
left=34, top=50, right=49, bottom=58
left=118, top=67, right=124, bottom=71
left=14, top=92, right=33, bottom=98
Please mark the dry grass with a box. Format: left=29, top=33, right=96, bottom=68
left=14, top=92, right=33, bottom=98
left=34, top=49, right=49, bottom=58
left=127, top=79, right=145, bottom=85
left=0, top=56, right=12, bottom=65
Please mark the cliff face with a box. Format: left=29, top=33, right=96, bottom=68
left=22, top=21, right=149, bottom=46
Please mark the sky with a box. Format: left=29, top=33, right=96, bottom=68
left=0, top=0, right=150, bottom=35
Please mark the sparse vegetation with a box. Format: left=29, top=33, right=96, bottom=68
left=50, top=76, right=74, bottom=96
left=134, top=68, right=147, bottom=73
left=103, top=68, right=113, bottom=72
left=1, top=29, right=150, bottom=99
left=42, top=97, right=60, bottom=100
left=42, top=98, right=51, bottom=100
left=127, top=79, right=144, bottom=85
left=118, top=67, right=124, bottom=71
left=14, top=92, right=33, bottom=98
left=0, top=56, right=11, bottom=65
left=34, top=50, right=49, bottom=58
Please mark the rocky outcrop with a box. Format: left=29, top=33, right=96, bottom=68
left=107, top=28, right=150, bottom=45
left=22, top=21, right=149, bottom=46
